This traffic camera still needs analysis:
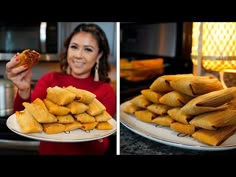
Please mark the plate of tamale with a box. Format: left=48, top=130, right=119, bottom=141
left=6, top=113, right=117, bottom=142
left=120, top=101, right=236, bottom=151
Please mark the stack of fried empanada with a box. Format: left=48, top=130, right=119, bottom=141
left=15, top=86, right=114, bottom=134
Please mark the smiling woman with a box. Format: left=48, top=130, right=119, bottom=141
left=5, top=23, right=116, bottom=155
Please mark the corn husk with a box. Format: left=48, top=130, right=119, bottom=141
left=170, top=76, right=223, bottom=97
left=192, top=126, right=236, bottom=146
left=147, top=103, right=172, bottom=115
left=180, top=87, right=236, bottom=115
left=168, top=107, right=193, bottom=124
left=130, top=95, right=152, bottom=108
left=170, top=122, right=196, bottom=135
left=149, top=74, right=194, bottom=93
left=151, top=115, right=175, bottom=126
left=141, top=89, right=163, bottom=104
left=134, top=110, right=156, bottom=123
left=159, top=91, right=193, bottom=107
left=189, top=99, right=236, bottom=130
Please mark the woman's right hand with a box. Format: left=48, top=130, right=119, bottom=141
left=6, top=53, right=32, bottom=99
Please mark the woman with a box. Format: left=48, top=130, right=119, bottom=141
left=6, top=23, right=116, bottom=155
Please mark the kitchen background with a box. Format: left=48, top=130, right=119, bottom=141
left=120, top=22, right=193, bottom=103
left=0, top=22, right=117, bottom=155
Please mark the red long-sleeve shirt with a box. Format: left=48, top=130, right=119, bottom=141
left=14, top=72, right=116, bottom=155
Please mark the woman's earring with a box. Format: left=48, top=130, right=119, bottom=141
left=94, top=60, right=99, bottom=82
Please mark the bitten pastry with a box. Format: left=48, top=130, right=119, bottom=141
left=16, top=49, right=40, bottom=68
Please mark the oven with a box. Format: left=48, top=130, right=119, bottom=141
left=0, top=22, right=63, bottom=61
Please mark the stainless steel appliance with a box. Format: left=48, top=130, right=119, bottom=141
left=0, top=77, right=15, bottom=117
left=0, top=22, right=63, bottom=61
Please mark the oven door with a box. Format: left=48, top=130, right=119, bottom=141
left=0, top=118, right=39, bottom=155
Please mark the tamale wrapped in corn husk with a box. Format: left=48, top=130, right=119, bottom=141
left=149, top=74, right=194, bottom=93
left=130, top=95, right=152, bottom=108
left=170, top=122, right=196, bottom=135
left=189, top=100, right=236, bottom=130
left=147, top=103, right=172, bottom=115
left=170, top=76, right=223, bottom=97
left=122, top=102, right=142, bottom=115
left=141, top=89, right=163, bottom=104
left=167, top=107, right=193, bottom=124
left=134, top=110, right=156, bottom=123
left=151, top=115, right=175, bottom=126
left=192, top=126, right=236, bottom=146
left=180, top=87, right=236, bottom=116
left=159, top=91, right=193, bottom=107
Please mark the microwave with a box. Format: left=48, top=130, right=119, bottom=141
left=0, top=22, right=63, bottom=61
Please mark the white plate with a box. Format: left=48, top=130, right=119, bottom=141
left=120, top=101, right=236, bottom=151
left=6, top=113, right=117, bottom=143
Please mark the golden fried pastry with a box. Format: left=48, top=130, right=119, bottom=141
left=151, top=115, right=175, bottom=126
left=81, top=122, right=98, bottom=131
left=74, top=112, right=95, bottom=123
left=23, top=101, right=57, bottom=123
left=43, top=98, right=71, bottom=116
left=16, top=49, right=40, bottom=68
left=141, top=89, right=163, bottom=104
left=42, top=123, right=65, bottom=134
left=66, top=101, right=88, bottom=114
left=170, top=75, right=223, bottom=97
left=130, top=95, right=152, bottom=108
left=147, top=103, right=172, bottom=115
left=65, top=86, right=96, bottom=104
left=159, top=91, right=193, bottom=107
left=86, top=98, right=106, bottom=116
left=64, top=121, right=82, bottom=131
left=192, top=126, right=236, bottom=146
left=95, top=111, right=112, bottom=122
left=46, top=86, right=76, bottom=105
left=15, top=110, right=43, bottom=134
left=170, top=122, right=196, bottom=135
left=134, top=110, right=156, bottom=123
left=56, top=114, right=75, bottom=123
left=149, top=74, right=194, bottom=93
left=96, top=121, right=113, bottom=130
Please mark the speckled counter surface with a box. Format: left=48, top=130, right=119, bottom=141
left=120, top=124, right=236, bottom=155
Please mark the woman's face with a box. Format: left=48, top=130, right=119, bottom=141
left=67, top=32, right=102, bottom=79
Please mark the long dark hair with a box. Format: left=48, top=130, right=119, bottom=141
left=60, top=23, right=111, bottom=82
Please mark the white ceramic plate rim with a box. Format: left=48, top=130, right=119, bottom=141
left=6, top=113, right=117, bottom=143
left=120, top=101, right=236, bottom=151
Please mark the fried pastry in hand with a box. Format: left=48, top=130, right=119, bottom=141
left=16, top=49, right=40, bottom=68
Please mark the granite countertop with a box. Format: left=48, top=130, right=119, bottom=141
left=120, top=124, right=236, bottom=155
